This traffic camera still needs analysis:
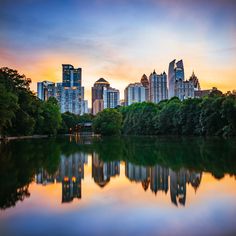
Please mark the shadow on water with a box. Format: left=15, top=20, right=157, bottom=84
left=0, top=135, right=236, bottom=209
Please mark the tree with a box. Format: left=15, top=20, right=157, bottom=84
left=0, top=83, right=18, bottom=136
left=93, top=109, right=122, bottom=135
left=41, top=97, right=62, bottom=135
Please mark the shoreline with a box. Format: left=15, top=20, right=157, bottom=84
left=0, top=135, right=49, bottom=141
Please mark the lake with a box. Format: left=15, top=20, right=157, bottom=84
left=0, top=135, right=236, bottom=236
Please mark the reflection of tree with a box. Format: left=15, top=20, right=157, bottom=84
left=85, top=136, right=236, bottom=178
left=0, top=139, right=61, bottom=210
left=0, top=135, right=235, bottom=210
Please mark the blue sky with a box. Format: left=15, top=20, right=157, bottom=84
left=1, top=0, right=236, bottom=103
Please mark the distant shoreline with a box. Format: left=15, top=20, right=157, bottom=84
left=0, top=135, right=49, bottom=141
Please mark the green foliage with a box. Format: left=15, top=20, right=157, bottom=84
left=120, top=102, right=158, bottom=135
left=93, top=109, right=122, bottom=135
left=40, top=97, right=62, bottom=135
left=0, top=67, right=63, bottom=136
left=0, top=83, right=18, bottom=135
left=120, top=93, right=236, bottom=137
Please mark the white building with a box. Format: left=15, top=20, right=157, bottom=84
left=124, top=83, right=146, bottom=106
left=149, top=71, right=168, bottom=103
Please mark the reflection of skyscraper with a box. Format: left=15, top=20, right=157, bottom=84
left=59, top=152, right=88, bottom=203
left=150, top=165, right=169, bottom=194
left=187, top=171, right=202, bottom=192
left=170, top=168, right=187, bottom=206
left=35, top=168, right=57, bottom=185
left=35, top=152, right=88, bottom=203
left=125, top=162, right=150, bottom=183
left=92, top=153, right=120, bottom=188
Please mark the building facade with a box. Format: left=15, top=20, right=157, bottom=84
left=124, top=83, right=146, bottom=106
left=149, top=71, right=168, bottom=103
left=55, top=65, right=88, bottom=115
left=37, top=81, right=56, bottom=101
left=92, top=78, right=110, bottom=113
left=140, top=74, right=149, bottom=101
left=168, top=59, right=195, bottom=100
left=103, top=87, right=120, bottom=109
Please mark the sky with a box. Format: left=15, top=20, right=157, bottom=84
left=1, top=0, right=236, bottom=105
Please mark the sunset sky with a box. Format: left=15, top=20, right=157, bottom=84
left=1, top=0, right=236, bottom=105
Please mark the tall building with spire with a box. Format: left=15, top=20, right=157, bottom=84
left=141, top=74, right=149, bottom=101
left=149, top=70, right=168, bottom=103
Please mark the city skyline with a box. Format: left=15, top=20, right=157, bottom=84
left=1, top=0, right=236, bottom=103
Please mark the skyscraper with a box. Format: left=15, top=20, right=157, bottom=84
left=149, top=70, right=168, bottom=103
left=62, top=64, right=81, bottom=87
left=57, top=64, right=88, bottom=115
left=168, top=59, right=195, bottom=100
left=141, top=74, right=149, bottom=101
left=124, top=83, right=146, bottom=106
left=37, top=81, right=56, bottom=101
left=168, top=59, right=176, bottom=99
left=92, top=78, right=110, bottom=113
left=189, top=71, right=201, bottom=91
left=103, top=87, right=120, bottom=109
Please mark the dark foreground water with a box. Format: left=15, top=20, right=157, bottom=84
left=0, top=136, right=236, bottom=236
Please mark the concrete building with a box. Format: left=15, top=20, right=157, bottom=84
left=37, top=81, right=56, bottom=101
left=149, top=70, right=168, bottom=103
left=124, top=83, right=146, bottom=106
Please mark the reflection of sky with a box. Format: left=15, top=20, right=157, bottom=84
left=1, top=0, right=236, bottom=103
left=0, top=158, right=236, bottom=236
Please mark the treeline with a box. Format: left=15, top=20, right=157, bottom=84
left=0, top=67, right=93, bottom=137
left=1, top=67, right=236, bottom=137
left=93, top=91, right=236, bottom=137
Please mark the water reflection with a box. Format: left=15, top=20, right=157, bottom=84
left=0, top=136, right=236, bottom=210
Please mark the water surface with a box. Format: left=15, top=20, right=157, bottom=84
left=0, top=136, right=236, bottom=236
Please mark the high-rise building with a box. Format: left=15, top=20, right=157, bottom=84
left=62, top=64, right=81, bottom=87
left=93, top=99, right=104, bottom=115
left=168, top=59, right=177, bottom=99
left=92, top=78, right=110, bottom=113
left=141, top=74, right=149, bottom=101
left=189, top=71, right=201, bottom=91
left=103, top=87, right=120, bottom=109
left=175, top=79, right=194, bottom=100
left=124, top=83, right=146, bottom=106
left=37, top=81, right=56, bottom=101
left=149, top=70, right=168, bottom=103
left=168, top=59, right=195, bottom=100
left=56, top=65, right=88, bottom=115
